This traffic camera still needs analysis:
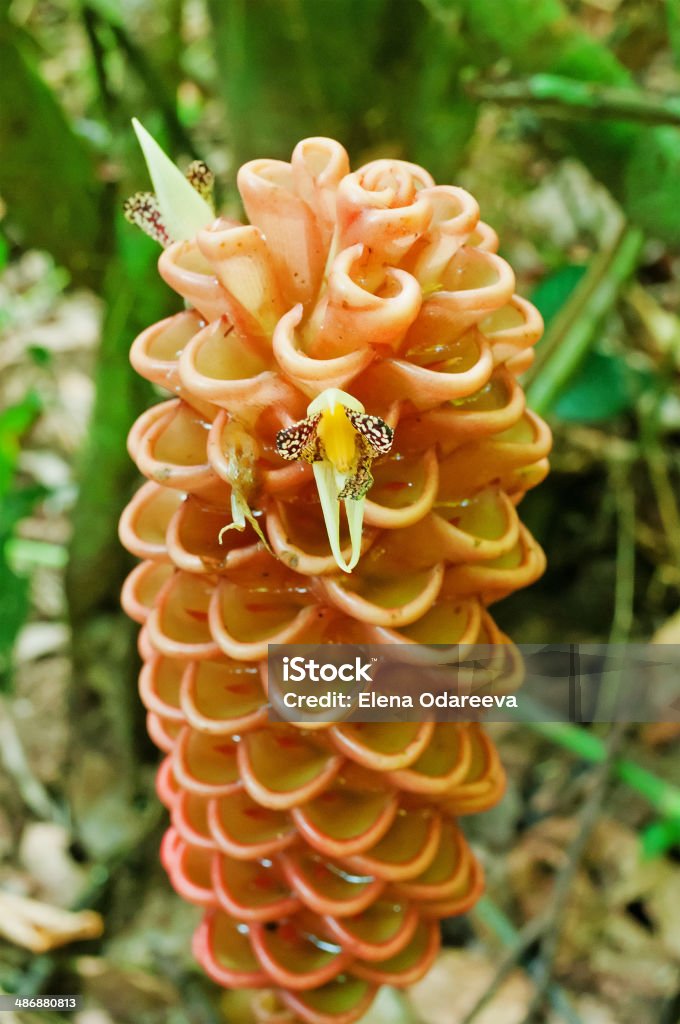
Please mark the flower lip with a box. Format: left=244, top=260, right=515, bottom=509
left=275, top=388, right=394, bottom=574
left=317, top=405, right=356, bottom=473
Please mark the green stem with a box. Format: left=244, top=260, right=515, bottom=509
left=466, top=73, right=680, bottom=127
left=668, top=0, right=680, bottom=69
left=473, top=894, right=519, bottom=946
left=526, top=721, right=680, bottom=820
left=526, top=225, right=644, bottom=416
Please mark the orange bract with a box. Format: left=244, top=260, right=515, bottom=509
left=120, top=137, right=549, bottom=1024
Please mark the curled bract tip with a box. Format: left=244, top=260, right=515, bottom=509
left=276, top=388, right=393, bottom=574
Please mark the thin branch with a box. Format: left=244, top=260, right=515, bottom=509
left=80, top=2, right=114, bottom=116
left=465, top=73, right=680, bottom=128
left=459, top=913, right=546, bottom=1024
left=82, top=3, right=199, bottom=160
left=519, top=722, right=626, bottom=1024
left=471, top=898, right=584, bottom=1024
left=472, top=457, right=638, bottom=1024
left=0, top=697, right=67, bottom=826
left=520, top=455, right=636, bottom=1021
left=525, top=718, right=680, bottom=818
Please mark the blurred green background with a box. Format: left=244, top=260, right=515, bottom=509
left=1, top=1, right=680, bottom=1022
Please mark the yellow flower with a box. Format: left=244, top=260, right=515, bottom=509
left=276, top=388, right=393, bottom=573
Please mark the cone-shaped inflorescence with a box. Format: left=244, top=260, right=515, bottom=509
left=120, top=132, right=550, bottom=1024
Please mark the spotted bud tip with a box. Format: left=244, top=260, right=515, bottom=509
left=130, top=118, right=215, bottom=243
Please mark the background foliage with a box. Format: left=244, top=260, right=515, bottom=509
left=1, top=1, right=680, bottom=1022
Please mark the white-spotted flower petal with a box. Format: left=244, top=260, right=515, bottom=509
left=276, top=388, right=393, bottom=573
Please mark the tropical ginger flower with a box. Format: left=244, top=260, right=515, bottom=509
left=119, top=125, right=549, bottom=1024
left=276, top=388, right=393, bottom=572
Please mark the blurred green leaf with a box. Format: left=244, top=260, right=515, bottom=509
left=0, top=24, right=102, bottom=283
left=6, top=537, right=67, bottom=571
left=531, top=265, right=647, bottom=423
left=0, top=483, right=48, bottom=538
left=531, top=265, right=588, bottom=327
left=623, top=128, right=680, bottom=245
left=83, top=0, right=125, bottom=28
left=453, top=0, right=680, bottom=243
left=0, top=390, right=48, bottom=692
left=0, top=550, right=29, bottom=691
left=66, top=217, right=173, bottom=623
left=642, top=816, right=680, bottom=859
left=27, top=345, right=52, bottom=367
left=0, top=390, right=41, bottom=439
left=553, top=350, right=645, bottom=423
left=458, top=0, right=627, bottom=79
left=669, top=0, right=680, bottom=69
left=0, top=391, right=41, bottom=496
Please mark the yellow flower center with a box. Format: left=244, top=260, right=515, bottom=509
left=317, top=405, right=357, bottom=474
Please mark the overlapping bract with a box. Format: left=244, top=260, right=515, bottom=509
left=119, top=138, right=549, bottom=1024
